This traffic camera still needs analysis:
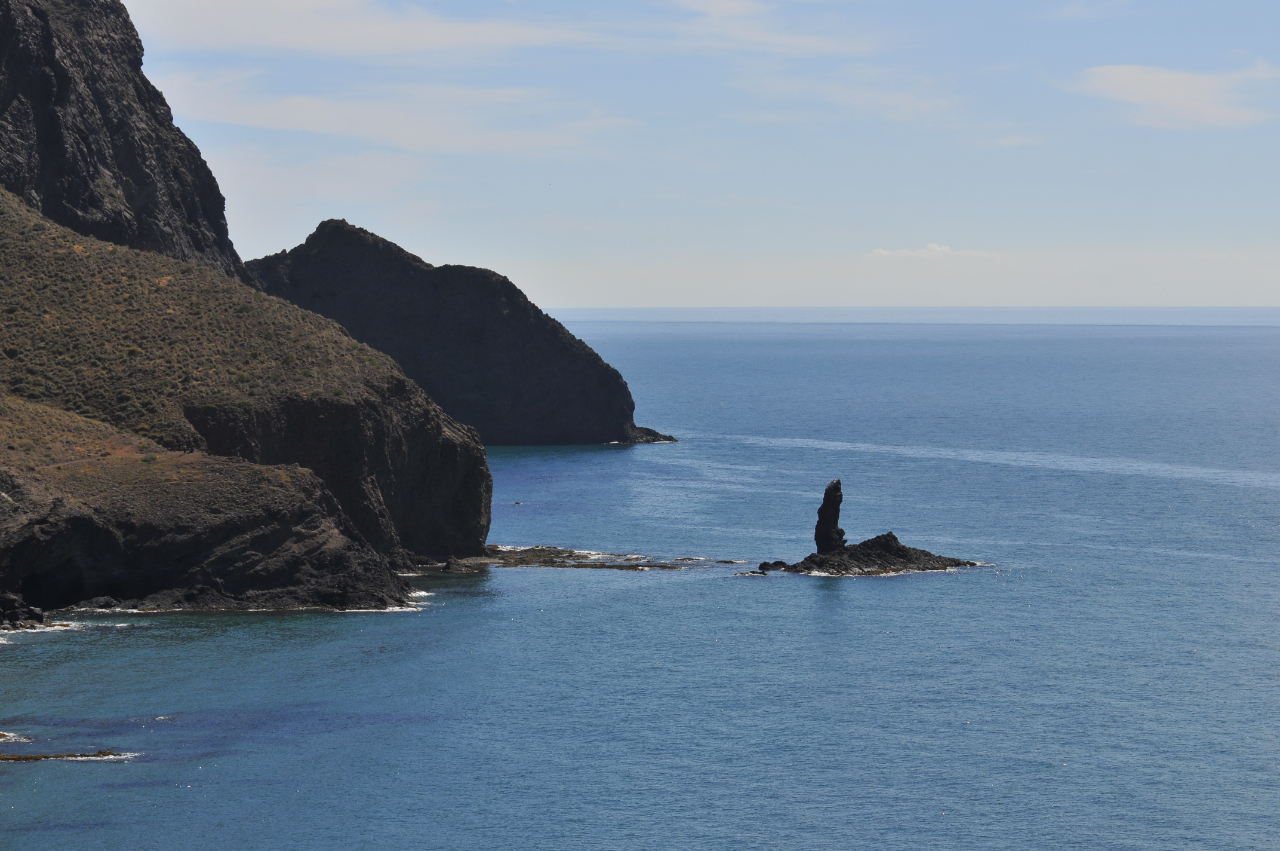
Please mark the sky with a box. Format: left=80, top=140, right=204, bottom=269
left=124, top=0, right=1280, bottom=308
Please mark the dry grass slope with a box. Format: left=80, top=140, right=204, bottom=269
left=0, top=188, right=404, bottom=450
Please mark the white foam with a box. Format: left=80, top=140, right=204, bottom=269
left=0, top=732, right=32, bottom=744
left=64, top=752, right=142, bottom=762
left=337, top=606, right=419, bottom=613
left=408, top=591, right=433, bottom=598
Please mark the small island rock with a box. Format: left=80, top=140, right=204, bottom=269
left=764, top=480, right=976, bottom=576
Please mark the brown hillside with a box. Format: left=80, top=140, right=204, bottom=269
left=0, top=189, right=491, bottom=557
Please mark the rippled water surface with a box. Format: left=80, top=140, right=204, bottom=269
left=3, top=322, right=1279, bottom=850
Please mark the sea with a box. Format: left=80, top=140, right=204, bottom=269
left=3, top=312, right=1279, bottom=850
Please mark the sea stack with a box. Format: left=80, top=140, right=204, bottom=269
left=761, top=480, right=976, bottom=576
left=247, top=221, right=675, bottom=446
left=815, top=479, right=847, bottom=553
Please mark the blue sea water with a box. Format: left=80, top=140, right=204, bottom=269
left=3, top=321, right=1280, bottom=850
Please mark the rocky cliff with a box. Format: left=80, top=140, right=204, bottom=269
left=0, top=189, right=491, bottom=560
left=0, top=0, right=243, bottom=278
left=248, top=221, right=674, bottom=446
left=0, top=396, right=408, bottom=612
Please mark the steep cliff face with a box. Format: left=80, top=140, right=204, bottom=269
left=248, top=221, right=674, bottom=446
left=0, top=189, right=491, bottom=558
left=0, top=396, right=408, bottom=612
left=0, top=0, right=243, bottom=278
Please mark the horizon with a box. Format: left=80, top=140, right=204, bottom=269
left=125, top=1, right=1279, bottom=309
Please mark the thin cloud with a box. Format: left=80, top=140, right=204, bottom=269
left=1046, top=0, right=1135, bottom=21
left=989, top=135, right=1041, bottom=148
left=128, top=0, right=870, bottom=59
left=126, top=0, right=589, bottom=55
left=1073, top=63, right=1280, bottom=128
left=867, top=244, right=999, bottom=259
left=665, top=0, right=873, bottom=55
left=750, top=67, right=955, bottom=122
left=157, top=72, right=629, bottom=154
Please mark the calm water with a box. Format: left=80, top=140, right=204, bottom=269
left=3, top=322, right=1279, bottom=850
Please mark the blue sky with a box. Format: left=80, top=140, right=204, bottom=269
left=125, top=1, right=1279, bottom=307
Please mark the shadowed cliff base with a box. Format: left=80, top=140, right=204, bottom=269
left=0, top=189, right=492, bottom=561
left=248, top=220, right=674, bottom=446
left=0, top=0, right=244, bottom=278
left=0, top=396, right=410, bottom=613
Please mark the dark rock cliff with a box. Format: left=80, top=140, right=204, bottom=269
left=0, top=0, right=244, bottom=278
left=0, top=396, right=408, bottom=612
left=0, top=189, right=491, bottom=559
left=248, top=221, right=674, bottom=446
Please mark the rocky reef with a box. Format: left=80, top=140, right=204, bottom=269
left=0, top=189, right=492, bottom=565
left=0, top=396, right=410, bottom=613
left=0, top=0, right=244, bottom=278
left=248, top=220, right=674, bottom=446
left=760, top=480, right=976, bottom=576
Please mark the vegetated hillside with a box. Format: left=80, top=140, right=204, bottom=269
left=0, top=0, right=243, bottom=277
left=249, top=220, right=675, bottom=446
left=0, top=395, right=407, bottom=611
left=0, top=189, right=492, bottom=557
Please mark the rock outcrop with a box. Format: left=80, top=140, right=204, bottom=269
left=0, top=189, right=491, bottom=560
left=0, top=396, right=409, bottom=612
left=0, top=0, right=244, bottom=278
left=1, top=589, right=42, bottom=625
left=761, top=480, right=976, bottom=576
left=248, top=220, right=674, bottom=446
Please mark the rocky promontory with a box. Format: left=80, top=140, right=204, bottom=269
left=760, top=480, right=976, bottom=576
left=248, top=220, right=674, bottom=446
left=0, top=189, right=492, bottom=565
left=1, top=396, right=408, bottom=613
left=0, top=0, right=244, bottom=278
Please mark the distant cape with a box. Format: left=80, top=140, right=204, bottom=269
left=249, top=220, right=675, bottom=446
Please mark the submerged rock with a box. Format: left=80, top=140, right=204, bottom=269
left=0, top=0, right=244, bottom=278
left=247, top=220, right=674, bottom=446
left=763, top=480, right=976, bottom=576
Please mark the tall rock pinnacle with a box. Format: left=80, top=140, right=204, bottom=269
left=815, top=479, right=847, bottom=554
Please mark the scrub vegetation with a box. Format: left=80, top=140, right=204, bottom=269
left=0, top=189, right=401, bottom=450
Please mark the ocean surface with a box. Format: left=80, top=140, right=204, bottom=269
left=3, top=320, right=1280, bottom=850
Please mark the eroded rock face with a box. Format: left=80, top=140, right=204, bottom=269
left=0, top=0, right=244, bottom=278
left=248, top=220, right=674, bottom=446
left=182, top=383, right=492, bottom=558
left=0, top=397, right=409, bottom=612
